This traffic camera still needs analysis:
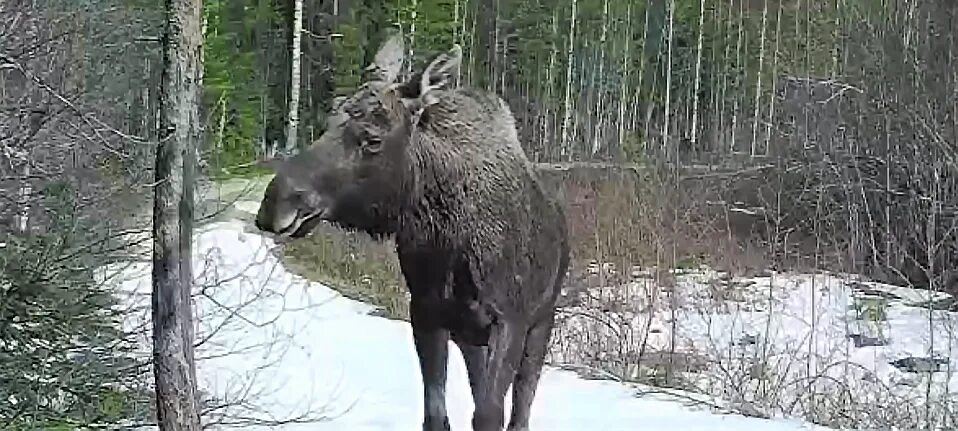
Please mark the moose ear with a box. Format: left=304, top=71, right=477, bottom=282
left=364, top=32, right=405, bottom=84
left=415, top=44, right=462, bottom=108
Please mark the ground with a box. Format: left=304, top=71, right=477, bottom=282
left=97, top=176, right=835, bottom=430
left=551, top=263, right=958, bottom=428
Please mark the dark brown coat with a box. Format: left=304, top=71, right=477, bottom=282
left=254, top=34, right=570, bottom=431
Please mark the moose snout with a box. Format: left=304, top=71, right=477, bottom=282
left=253, top=202, right=274, bottom=233
left=254, top=213, right=269, bottom=232
left=254, top=203, right=292, bottom=235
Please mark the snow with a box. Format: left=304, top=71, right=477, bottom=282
left=552, top=264, right=958, bottom=429
left=99, top=204, right=833, bottom=430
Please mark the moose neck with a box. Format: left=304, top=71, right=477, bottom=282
left=397, top=115, right=520, bottom=253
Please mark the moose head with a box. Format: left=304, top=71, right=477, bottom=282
left=253, top=33, right=462, bottom=239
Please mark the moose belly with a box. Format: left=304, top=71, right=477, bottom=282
left=440, top=299, right=494, bottom=346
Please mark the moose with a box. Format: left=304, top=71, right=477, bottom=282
left=253, top=33, right=570, bottom=431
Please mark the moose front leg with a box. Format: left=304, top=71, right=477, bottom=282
left=399, top=246, right=456, bottom=431
left=411, top=297, right=452, bottom=431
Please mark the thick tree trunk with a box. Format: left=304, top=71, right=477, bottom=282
left=152, top=0, right=202, bottom=428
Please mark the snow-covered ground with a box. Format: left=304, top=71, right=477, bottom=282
left=97, top=197, right=833, bottom=430
left=552, top=262, right=958, bottom=428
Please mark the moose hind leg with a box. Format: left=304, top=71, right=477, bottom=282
left=471, top=320, right=524, bottom=431
left=506, top=314, right=556, bottom=431
left=411, top=300, right=452, bottom=431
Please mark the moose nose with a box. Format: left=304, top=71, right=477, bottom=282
left=254, top=209, right=272, bottom=233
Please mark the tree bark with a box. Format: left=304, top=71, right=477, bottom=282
left=152, top=0, right=202, bottom=428
left=286, top=0, right=303, bottom=153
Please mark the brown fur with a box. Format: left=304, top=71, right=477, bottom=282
left=254, top=35, right=570, bottom=431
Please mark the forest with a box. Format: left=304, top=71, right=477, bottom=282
left=2, top=0, right=958, bottom=429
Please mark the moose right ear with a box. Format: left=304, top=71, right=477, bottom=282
left=416, top=44, right=462, bottom=107
left=391, top=44, right=463, bottom=119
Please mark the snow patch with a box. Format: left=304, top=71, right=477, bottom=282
left=101, top=218, right=832, bottom=430
left=551, top=262, right=958, bottom=429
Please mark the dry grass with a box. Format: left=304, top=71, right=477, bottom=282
left=548, top=261, right=958, bottom=429
left=546, top=171, right=958, bottom=430
left=278, top=223, right=408, bottom=320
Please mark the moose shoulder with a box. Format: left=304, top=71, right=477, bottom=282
left=254, top=34, right=570, bottom=431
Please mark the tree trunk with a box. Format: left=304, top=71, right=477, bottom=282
left=265, top=0, right=293, bottom=157
left=152, top=0, right=202, bottom=428
left=408, top=0, right=417, bottom=76
left=15, top=162, right=30, bottom=234
left=559, top=0, right=577, bottom=161
left=286, top=0, right=303, bottom=154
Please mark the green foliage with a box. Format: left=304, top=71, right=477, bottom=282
left=621, top=130, right=647, bottom=164
left=332, top=20, right=366, bottom=95
left=854, top=296, right=889, bottom=322
left=406, top=0, right=458, bottom=61
left=203, top=0, right=285, bottom=178
left=195, top=0, right=899, bottom=177
left=0, top=181, right=150, bottom=429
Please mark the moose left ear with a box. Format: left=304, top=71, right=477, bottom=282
left=365, top=32, right=406, bottom=84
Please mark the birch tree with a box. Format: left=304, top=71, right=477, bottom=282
left=153, top=0, right=203, bottom=427
left=558, top=0, right=576, bottom=161
left=286, top=0, right=303, bottom=154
